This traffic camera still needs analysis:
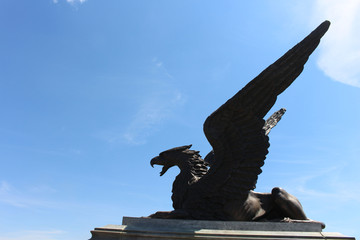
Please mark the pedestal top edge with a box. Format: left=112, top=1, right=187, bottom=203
left=122, top=216, right=323, bottom=232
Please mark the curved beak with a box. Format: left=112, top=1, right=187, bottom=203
left=150, top=156, right=163, bottom=168
left=150, top=156, right=169, bottom=176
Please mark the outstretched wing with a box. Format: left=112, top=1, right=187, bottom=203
left=204, top=108, right=286, bottom=167
left=183, top=21, right=330, bottom=219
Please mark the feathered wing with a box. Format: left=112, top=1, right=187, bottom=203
left=183, top=21, right=330, bottom=220
left=204, top=108, right=286, bottom=167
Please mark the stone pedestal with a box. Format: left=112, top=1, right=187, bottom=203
left=90, top=217, right=355, bottom=240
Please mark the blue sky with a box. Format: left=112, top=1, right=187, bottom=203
left=0, top=1, right=359, bottom=239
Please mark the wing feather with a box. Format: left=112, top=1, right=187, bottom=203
left=183, top=21, right=330, bottom=219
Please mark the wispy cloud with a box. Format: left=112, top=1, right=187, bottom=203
left=99, top=58, right=185, bottom=145
left=0, top=230, right=65, bottom=240
left=282, top=165, right=360, bottom=203
left=123, top=90, right=184, bottom=145
left=67, top=0, right=88, bottom=3
left=0, top=181, right=58, bottom=208
left=152, top=57, right=174, bottom=79
left=0, top=181, right=27, bottom=207
left=122, top=59, right=185, bottom=145
left=53, top=0, right=88, bottom=5
left=311, top=0, right=360, bottom=87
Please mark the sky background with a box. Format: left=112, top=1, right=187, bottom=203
left=0, top=0, right=360, bottom=239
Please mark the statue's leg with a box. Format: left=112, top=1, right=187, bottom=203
left=271, top=187, right=307, bottom=220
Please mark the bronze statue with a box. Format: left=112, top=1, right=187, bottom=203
left=150, top=21, right=330, bottom=226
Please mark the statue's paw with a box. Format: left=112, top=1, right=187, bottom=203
left=281, top=217, right=291, bottom=223
left=280, top=218, right=326, bottom=229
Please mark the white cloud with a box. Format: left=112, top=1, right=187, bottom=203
left=283, top=165, right=360, bottom=203
left=122, top=90, right=185, bottom=145
left=311, top=0, right=360, bottom=87
left=153, top=58, right=163, bottom=67
left=0, top=181, right=58, bottom=208
left=53, top=0, right=88, bottom=5
left=152, top=57, right=173, bottom=79
left=0, top=181, right=27, bottom=207
left=120, top=58, right=184, bottom=145
left=67, top=0, right=88, bottom=3
left=97, top=58, right=185, bottom=145
left=0, top=230, right=64, bottom=240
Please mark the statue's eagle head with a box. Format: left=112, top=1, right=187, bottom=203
left=150, top=144, right=198, bottom=176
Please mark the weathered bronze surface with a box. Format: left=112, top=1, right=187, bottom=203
left=150, top=21, right=330, bottom=227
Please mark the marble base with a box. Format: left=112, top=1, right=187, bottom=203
left=89, top=217, right=355, bottom=240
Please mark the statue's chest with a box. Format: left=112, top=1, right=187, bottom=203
left=171, top=173, right=193, bottom=209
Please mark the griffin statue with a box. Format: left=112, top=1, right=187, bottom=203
left=150, top=21, right=330, bottom=227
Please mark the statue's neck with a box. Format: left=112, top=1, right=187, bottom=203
left=176, top=156, right=207, bottom=178
left=171, top=159, right=202, bottom=209
left=172, top=169, right=194, bottom=209
left=175, top=160, right=192, bottom=171
left=174, top=164, right=197, bottom=187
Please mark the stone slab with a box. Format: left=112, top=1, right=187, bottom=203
left=89, top=217, right=356, bottom=240
left=123, top=216, right=323, bottom=232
